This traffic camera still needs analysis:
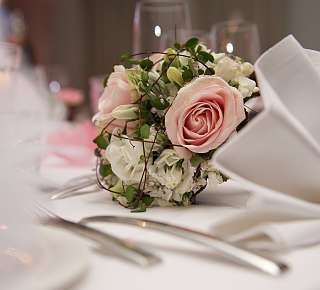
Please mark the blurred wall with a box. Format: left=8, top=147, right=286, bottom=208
left=11, top=0, right=320, bottom=102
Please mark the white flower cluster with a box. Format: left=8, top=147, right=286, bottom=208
left=102, top=128, right=223, bottom=206
left=153, top=44, right=259, bottom=99
left=103, top=128, right=222, bottom=206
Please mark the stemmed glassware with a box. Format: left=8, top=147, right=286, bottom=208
left=133, top=1, right=191, bottom=53
left=210, top=20, right=261, bottom=62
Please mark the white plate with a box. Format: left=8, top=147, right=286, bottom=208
left=1, top=226, right=89, bottom=290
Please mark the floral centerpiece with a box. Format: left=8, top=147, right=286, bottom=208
left=92, top=38, right=259, bottom=212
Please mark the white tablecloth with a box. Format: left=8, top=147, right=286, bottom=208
left=42, top=166, right=320, bottom=290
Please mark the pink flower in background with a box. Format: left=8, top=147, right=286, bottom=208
left=93, top=65, right=137, bottom=132
left=56, top=88, right=84, bottom=106
left=46, top=121, right=96, bottom=167
left=165, top=76, right=245, bottom=159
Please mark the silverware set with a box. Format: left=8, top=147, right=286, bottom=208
left=34, top=202, right=289, bottom=276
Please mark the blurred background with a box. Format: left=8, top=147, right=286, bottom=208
left=1, top=0, right=319, bottom=119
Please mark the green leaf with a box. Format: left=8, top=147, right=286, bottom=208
left=228, top=80, right=239, bottom=88
left=93, top=134, right=108, bottom=150
left=174, top=42, right=181, bottom=50
left=198, top=51, right=214, bottom=63
left=185, top=37, right=199, bottom=49
left=141, top=70, right=149, bottom=82
left=190, top=154, right=204, bottom=167
left=120, top=52, right=131, bottom=62
left=142, top=195, right=154, bottom=206
left=198, top=69, right=204, bottom=75
left=121, top=52, right=140, bottom=66
left=124, top=185, right=138, bottom=203
left=156, top=131, right=169, bottom=146
left=140, top=58, right=154, bottom=71
left=139, top=124, right=150, bottom=139
left=150, top=95, right=169, bottom=110
left=204, top=68, right=215, bottom=75
left=182, top=69, right=193, bottom=82
left=99, top=163, right=112, bottom=177
left=131, top=200, right=147, bottom=213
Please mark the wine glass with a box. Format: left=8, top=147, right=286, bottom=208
left=133, top=1, right=191, bottom=53
left=160, top=29, right=210, bottom=49
left=210, top=20, right=261, bottom=62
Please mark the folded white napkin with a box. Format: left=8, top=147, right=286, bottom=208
left=212, top=35, right=320, bottom=251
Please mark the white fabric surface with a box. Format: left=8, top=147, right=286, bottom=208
left=213, top=35, right=320, bottom=252
left=40, top=165, right=320, bottom=290
left=37, top=35, right=320, bottom=289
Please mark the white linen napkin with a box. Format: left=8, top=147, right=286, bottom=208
left=212, top=35, right=320, bottom=251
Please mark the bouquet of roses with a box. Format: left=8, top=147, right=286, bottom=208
left=92, top=38, right=259, bottom=212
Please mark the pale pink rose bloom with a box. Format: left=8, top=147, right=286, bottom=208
left=94, top=65, right=137, bottom=132
left=165, top=76, right=245, bottom=159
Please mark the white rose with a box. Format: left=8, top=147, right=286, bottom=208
left=215, top=56, right=241, bottom=81
left=111, top=104, right=139, bottom=120
left=212, top=52, right=225, bottom=62
left=148, top=149, right=183, bottom=190
left=240, top=62, right=254, bottom=77
left=172, top=160, right=196, bottom=202
left=207, top=170, right=224, bottom=189
left=105, top=130, right=152, bottom=184
left=235, top=76, right=257, bottom=98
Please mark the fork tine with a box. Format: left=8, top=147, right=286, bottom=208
left=33, top=203, right=161, bottom=267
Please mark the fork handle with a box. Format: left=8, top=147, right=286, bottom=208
left=80, top=216, right=288, bottom=276
left=48, top=218, right=160, bottom=267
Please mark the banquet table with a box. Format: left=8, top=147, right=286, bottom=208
left=41, top=165, right=320, bottom=290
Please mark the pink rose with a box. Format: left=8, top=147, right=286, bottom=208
left=94, top=65, right=137, bottom=132
left=165, top=76, right=245, bottom=159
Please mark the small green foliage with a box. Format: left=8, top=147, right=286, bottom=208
left=99, top=163, right=112, bottom=177
left=150, top=95, right=169, bottom=110
left=156, top=131, right=170, bottom=146
left=131, top=201, right=147, bottom=212
left=124, top=185, right=138, bottom=203
left=139, top=124, right=150, bottom=139
left=93, top=134, right=108, bottom=150
left=185, top=37, right=199, bottom=50
left=182, top=69, right=194, bottom=82
left=197, top=51, right=214, bottom=63
left=182, top=191, right=193, bottom=205
left=204, top=68, right=215, bottom=75
left=228, top=80, right=239, bottom=88
left=130, top=195, right=154, bottom=212
left=190, top=154, right=204, bottom=167
left=140, top=58, right=154, bottom=71
left=142, top=195, right=154, bottom=207
left=174, top=42, right=181, bottom=50
left=121, top=52, right=140, bottom=66
left=141, top=70, right=149, bottom=82
left=198, top=69, right=204, bottom=75
left=176, top=159, right=184, bottom=169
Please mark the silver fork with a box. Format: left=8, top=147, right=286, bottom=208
left=33, top=204, right=161, bottom=267
left=50, top=178, right=98, bottom=200
left=80, top=215, right=289, bottom=276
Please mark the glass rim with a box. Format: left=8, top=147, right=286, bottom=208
left=211, top=20, right=258, bottom=33
left=136, top=0, right=187, bottom=7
